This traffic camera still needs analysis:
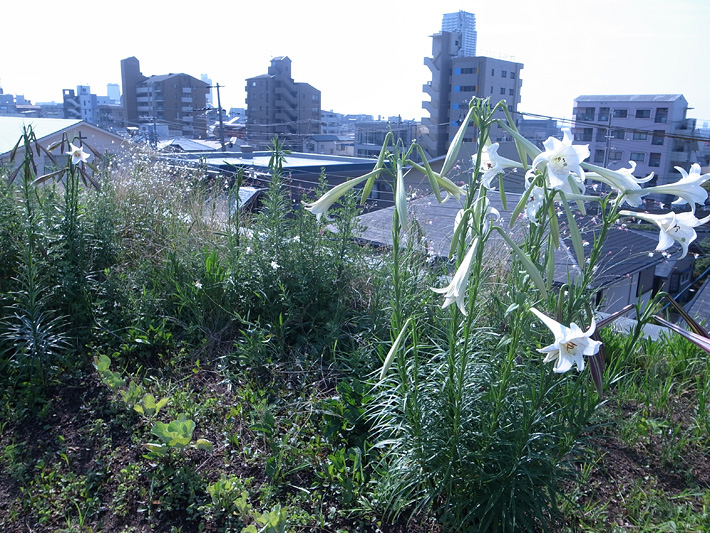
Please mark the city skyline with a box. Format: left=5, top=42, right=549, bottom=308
left=2, top=0, right=710, bottom=128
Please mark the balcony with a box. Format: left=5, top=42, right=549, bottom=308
left=422, top=101, right=437, bottom=117
left=181, top=97, right=192, bottom=103
left=422, top=83, right=437, bottom=98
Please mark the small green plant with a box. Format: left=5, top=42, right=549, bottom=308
left=145, top=414, right=213, bottom=455
left=93, top=353, right=126, bottom=390
left=242, top=503, right=288, bottom=533
left=133, top=393, right=169, bottom=417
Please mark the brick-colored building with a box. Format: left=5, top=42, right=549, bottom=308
left=245, top=57, right=320, bottom=150
left=121, top=57, right=209, bottom=139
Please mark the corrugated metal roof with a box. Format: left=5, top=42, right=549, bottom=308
left=0, top=117, right=82, bottom=156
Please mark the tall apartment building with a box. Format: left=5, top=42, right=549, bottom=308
left=421, top=31, right=523, bottom=158
left=245, top=56, right=321, bottom=151
left=121, top=56, right=209, bottom=139
left=572, top=95, right=697, bottom=186
left=441, top=10, right=477, bottom=57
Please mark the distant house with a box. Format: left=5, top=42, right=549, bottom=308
left=302, top=134, right=353, bottom=156
left=0, top=117, right=127, bottom=171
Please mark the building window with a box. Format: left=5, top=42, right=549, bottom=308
left=613, top=109, right=628, bottom=118
left=594, top=149, right=605, bottom=163
left=459, top=85, right=477, bottom=91
left=630, top=152, right=645, bottom=162
left=596, top=128, right=607, bottom=142
left=577, top=107, right=595, bottom=121
left=609, top=150, right=622, bottom=161
left=655, top=107, right=668, bottom=123
left=575, top=128, right=593, bottom=142
left=649, top=152, right=661, bottom=167
left=598, top=107, right=610, bottom=121
left=490, top=86, right=493, bottom=94
left=502, top=71, right=507, bottom=78
left=636, top=109, right=651, bottom=118
left=491, top=69, right=495, bottom=75
left=652, top=130, right=665, bottom=145
left=508, top=104, right=513, bottom=111
left=459, top=67, right=476, bottom=74
left=632, top=132, right=648, bottom=140
left=612, top=130, right=625, bottom=139
left=500, top=87, right=505, bottom=94
left=510, top=72, right=516, bottom=79
left=508, top=88, right=514, bottom=95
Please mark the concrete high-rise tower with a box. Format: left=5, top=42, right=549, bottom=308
left=442, top=10, right=477, bottom=57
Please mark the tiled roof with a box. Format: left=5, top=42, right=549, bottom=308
left=686, top=277, right=710, bottom=325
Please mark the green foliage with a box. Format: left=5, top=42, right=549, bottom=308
left=146, top=414, right=213, bottom=455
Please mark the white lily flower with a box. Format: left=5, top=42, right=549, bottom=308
left=634, top=164, right=709, bottom=212
left=525, top=186, right=545, bottom=224
left=303, top=171, right=374, bottom=221
left=582, top=161, right=654, bottom=207
left=66, top=143, right=90, bottom=165
left=432, top=237, right=479, bottom=315
left=620, top=210, right=710, bottom=259
left=530, top=308, right=602, bottom=373
left=479, top=143, right=524, bottom=188
left=532, top=128, right=589, bottom=194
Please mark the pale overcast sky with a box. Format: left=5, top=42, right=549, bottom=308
left=2, top=0, right=709, bottom=127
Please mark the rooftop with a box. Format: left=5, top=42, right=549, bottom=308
left=0, top=117, right=82, bottom=156
left=575, top=94, right=686, bottom=103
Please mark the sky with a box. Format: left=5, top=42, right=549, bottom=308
left=2, top=0, right=710, bottom=128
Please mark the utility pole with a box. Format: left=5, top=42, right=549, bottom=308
left=602, top=110, right=613, bottom=169
left=208, top=84, right=227, bottom=152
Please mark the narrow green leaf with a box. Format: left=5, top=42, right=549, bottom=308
left=509, top=178, right=537, bottom=228
left=380, top=317, right=413, bottom=380
left=414, top=146, right=442, bottom=203
left=498, top=122, right=541, bottom=166
left=32, top=169, right=65, bottom=186
left=546, top=238, right=557, bottom=292
left=441, top=105, right=475, bottom=178
left=558, top=191, right=586, bottom=270
left=494, top=226, right=548, bottom=298
left=498, top=174, right=507, bottom=211
left=549, top=204, right=560, bottom=249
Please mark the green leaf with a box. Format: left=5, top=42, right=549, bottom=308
left=510, top=178, right=538, bottom=228
left=558, top=191, right=586, bottom=271
left=494, top=226, right=548, bottom=298
left=441, top=105, right=475, bottom=178
left=195, top=438, right=214, bottom=452
left=380, top=317, right=413, bottom=380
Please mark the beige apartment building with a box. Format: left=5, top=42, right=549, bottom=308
left=421, top=31, right=523, bottom=158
